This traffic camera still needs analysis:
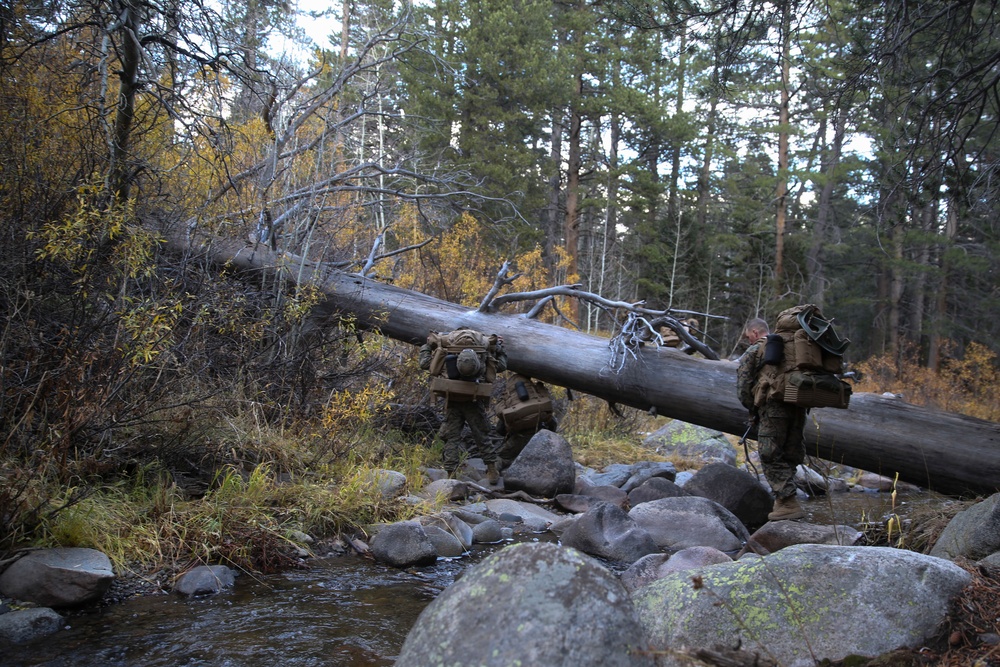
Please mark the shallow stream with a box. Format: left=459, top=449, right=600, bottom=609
left=2, top=490, right=952, bottom=667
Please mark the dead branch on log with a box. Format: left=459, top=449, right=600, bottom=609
left=483, top=282, right=721, bottom=361
left=464, top=481, right=553, bottom=505
left=478, top=261, right=521, bottom=312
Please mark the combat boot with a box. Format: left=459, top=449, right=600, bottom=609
left=768, top=495, right=806, bottom=521
left=485, top=463, right=500, bottom=485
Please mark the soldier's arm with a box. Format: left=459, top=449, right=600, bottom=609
left=418, top=343, right=434, bottom=370
left=492, top=338, right=508, bottom=374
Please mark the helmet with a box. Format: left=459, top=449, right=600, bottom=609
left=456, top=349, right=481, bottom=378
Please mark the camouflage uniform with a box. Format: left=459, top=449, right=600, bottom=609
left=419, top=337, right=508, bottom=472
left=493, top=374, right=557, bottom=468
left=736, top=342, right=807, bottom=500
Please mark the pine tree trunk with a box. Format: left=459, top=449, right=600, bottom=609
left=774, top=1, right=791, bottom=294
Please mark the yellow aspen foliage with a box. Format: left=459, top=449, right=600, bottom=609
left=855, top=341, right=1000, bottom=421
left=391, top=212, right=553, bottom=314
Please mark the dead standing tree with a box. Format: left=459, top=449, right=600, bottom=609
left=163, top=228, right=1000, bottom=498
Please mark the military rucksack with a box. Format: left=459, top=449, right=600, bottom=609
left=754, top=304, right=852, bottom=410
left=494, top=374, right=554, bottom=434
left=427, top=328, right=497, bottom=403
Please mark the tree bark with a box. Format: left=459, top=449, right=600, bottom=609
left=774, top=0, right=791, bottom=295
left=168, top=230, right=1000, bottom=499
left=565, top=72, right=583, bottom=305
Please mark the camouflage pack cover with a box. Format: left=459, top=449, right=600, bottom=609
left=494, top=374, right=554, bottom=433
left=742, top=305, right=852, bottom=410
left=427, top=328, right=497, bottom=403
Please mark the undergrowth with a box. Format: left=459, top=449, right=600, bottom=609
left=31, top=432, right=436, bottom=575
left=855, top=341, right=1000, bottom=421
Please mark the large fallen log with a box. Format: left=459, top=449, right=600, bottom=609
left=173, top=233, right=1000, bottom=498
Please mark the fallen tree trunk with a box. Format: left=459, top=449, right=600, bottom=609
left=172, top=232, right=1000, bottom=498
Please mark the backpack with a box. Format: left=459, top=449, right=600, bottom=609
left=753, top=304, right=852, bottom=410
left=427, top=328, right=497, bottom=402
left=494, top=374, right=554, bottom=434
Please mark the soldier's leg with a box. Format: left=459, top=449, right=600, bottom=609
left=783, top=407, right=807, bottom=469
left=438, top=405, right=467, bottom=473
left=758, top=404, right=799, bottom=499
left=464, top=400, right=498, bottom=465
left=497, top=431, right=531, bottom=468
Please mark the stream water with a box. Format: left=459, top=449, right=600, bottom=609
left=2, top=490, right=952, bottom=667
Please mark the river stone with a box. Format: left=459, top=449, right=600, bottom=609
left=483, top=499, right=562, bottom=530
left=419, top=513, right=474, bottom=549
left=632, top=543, right=972, bottom=667
left=367, top=469, right=408, bottom=499
left=683, top=462, right=773, bottom=529
left=503, top=429, right=576, bottom=497
left=573, top=483, right=629, bottom=507
left=471, top=518, right=504, bottom=544
left=794, top=464, right=831, bottom=495
left=0, top=607, right=64, bottom=644
left=620, top=461, right=678, bottom=493
left=556, top=483, right=629, bottom=513
left=930, top=493, right=1000, bottom=561
left=980, top=551, right=1000, bottom=573
left=628, top=477, right=688, bottom=507
left=419, top=478, right=468, bottom=501
left=554, top=493, right=603, bottom=513
left=369, top=521, right=438, bottom=568
left=749, top=520, right=863, bottom=553
left=642, top=420, right=736, bottom=466
left=560, top=502, right=659, bottom=564
left=173, top=565, right=236, bottom=596
left=396, top=542, right=655, bottom=667
left=628, top=496, right=750, bottom=553
left=673, top=471, right=694, bottom=487
left=0, top=548, right=114, bottom=607
left=422, top=525, right=466, bottom=558
left=620, top=547, right=733, bottom=593
left=579, top=463, right=635, bottom=488
left=855, top=471, right=896, bottom=492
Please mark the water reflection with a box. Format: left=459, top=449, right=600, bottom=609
left=3, top=552, right=481, bottom=667
left=1, top=493, right=948, bottom=666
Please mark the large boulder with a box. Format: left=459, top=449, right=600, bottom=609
left=560, top=502, right=660, bottom=564
left=0, top=548, right=114, bottom=607
left=632, top=544, right=972, bottom=667
left=642, top=421, right=736, bottom=466
left=503, top=429, right=576, bottom=497
left=930, top=493, right=1000, bottom=562
left=396, top=542, right=655, bottom=667
left=683, top=462, right=773, bottom=528
left=628, top=496, right=750, bottom=553
left=369, top=521, right=438, bottom=567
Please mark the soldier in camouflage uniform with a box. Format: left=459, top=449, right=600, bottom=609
left=736, top=318, right=807, bottom=521
left=419, top=331, right=507, bottom=483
